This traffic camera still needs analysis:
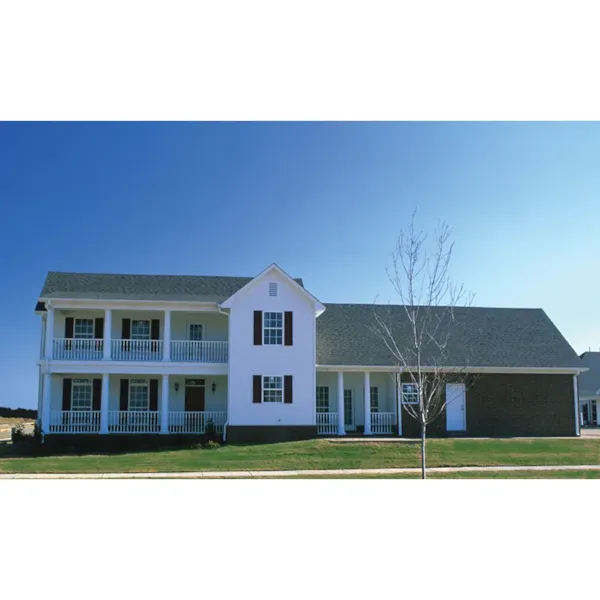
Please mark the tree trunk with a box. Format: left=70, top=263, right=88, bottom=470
left=420, top=421, right=427, bottom=480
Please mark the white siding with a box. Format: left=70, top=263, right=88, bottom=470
left=171, top=312, right=228, bottom=341
left=50, top=374, right=227, bottom=413
left=228, top=270, right=317, bottom=426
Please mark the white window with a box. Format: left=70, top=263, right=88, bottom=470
left=370, top=386, right=379, bottom=413
left=402, top=383, right=419, bottom=404
left=129, top=379, right=149, bottom=411
left=131, top=320, right=150, bottom=340
left=189, top=324, right=203, bottom=341
left=74, top=318, right=94, bottom=339
left=269, top=282, right=278, bottom=296
left=316, top=386, right=329, bottom=413
left=263, top=376, right=283, bottom=403
left=72, top=379, right=93, bottom=411
left=263, top=312, right=283, bottom=345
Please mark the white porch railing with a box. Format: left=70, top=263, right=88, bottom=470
left=52, top=338, right=104, bottom=360
left=371, top=412, right=395, bottom=434
left=168, top=411, right=227, bottom=434
left=108, top=411, right=160, bottom=433
left=49, top=410, right=101, bottom=433
left=170, top=341, right=228, bottom=363
left=111, top=339, right=163, bottom=361
left=316, top=412, right=338, bottom=435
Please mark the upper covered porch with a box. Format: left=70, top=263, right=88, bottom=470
left=43, top=305, right=229, bottom=364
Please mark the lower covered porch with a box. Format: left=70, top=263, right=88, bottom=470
left=315, top=370, right=399, bottom=436
left=43, top=373, right=228, bottom=434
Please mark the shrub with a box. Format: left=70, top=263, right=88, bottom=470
left=11, top=423, right=26, bottom=442
left=204, top=440, right=220, bottom=450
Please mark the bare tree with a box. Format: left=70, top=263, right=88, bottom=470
left=372, top=211, right=474, bottom=479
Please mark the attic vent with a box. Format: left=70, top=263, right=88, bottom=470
left=269, top=282, right=278, bottom=297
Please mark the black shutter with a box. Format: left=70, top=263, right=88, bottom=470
left=284, top=312, right=293, bottom=346
left=65, top=317, right=74, bottom=338
left=120, top=379, right=129, bottom=410
left=253, top=311, right=262, bottom=345
left=284, top=375, right=293, bottom=404
left=94, top=318, right=104, bottom=339
left=62, top=378, right=72, bottom=410
left=253, top=375, right=262, bottom=403
left=122, top=319, right=131, bottom=339
left=149, top=379, right=158, bottom=411
left=151, top=320, right=160, bottom=340
left=92, top=378, right=102, bottom=411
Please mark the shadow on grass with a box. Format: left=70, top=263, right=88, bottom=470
left=0, top=437, right=229, bottom=460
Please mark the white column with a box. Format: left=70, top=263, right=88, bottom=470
left=160, top=374, right=170, bottom=434
left=573, top=374, right=580, bottom=436
left=396, top=371, right=403, bottom=436
left=39, top=314, right=47, bottom=359
left=364, top=371, right=372, bottom=435
left=103, top=309, right=112, bottom=360
left=44, top=305, right=54, bottom=359
left=163, top=310, right=171, bottom=361
left=41, top=373, right=51, bottom=434
left=100, top=373, right=109, bottom=434
left=337, top=371, right=345, bottom=435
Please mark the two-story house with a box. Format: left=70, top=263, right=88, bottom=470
left=35, top=263, right=584, bottom=443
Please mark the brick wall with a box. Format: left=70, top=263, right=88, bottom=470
left=400, top=373, right=576, bottom=437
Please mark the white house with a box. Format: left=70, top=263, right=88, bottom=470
left=35, top=263, right=584, bottom=443
left=579, top=351, right=600, bottom=427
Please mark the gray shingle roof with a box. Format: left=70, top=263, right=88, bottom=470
left=39, top=272, right=304, bottom=303
left=316, top=304, right=581, bottom=369
left=579, top=352, right=600, bottom=396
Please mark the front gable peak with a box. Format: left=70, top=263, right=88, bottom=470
left=220, top=263, right=325, bottom=315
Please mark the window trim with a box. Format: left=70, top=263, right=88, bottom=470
left=401, top=383, right=420, bottom=405
left=131, top=319, right=151, bottom=341
left=316, top=386, right=330, bottom=413
left=74, top=318, right=94, bottom=340
left=262, top=375, right=284, bottom=403
left=71, top=378, right=93, bottom=411
left=263, top=311, right=284, bottom=345
left=129, top=378, right=150, bottom=411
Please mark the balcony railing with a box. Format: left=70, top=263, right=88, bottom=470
left=111, top=339, right=163, bottom=361
left=316, top=412, right=338, bottom=435
left=108, top=411, right=160, bottom=433
left=50, top=338, right=228, bottom=362
left=53, top=338, right=104, bottom=361
left=168, top=411, right=227, bottom=434
left=48, top=410, right=101, bottom=433
left=371, top=412, right=395, bottom=434
left=170, top=341, right=228, bottom=363
left=47, top=411, right=227, bottom=434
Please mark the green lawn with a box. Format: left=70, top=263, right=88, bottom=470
left=1, top=438, right=599, bottom=474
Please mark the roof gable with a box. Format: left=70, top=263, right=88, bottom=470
left=220, top=263, right=325, bottom=314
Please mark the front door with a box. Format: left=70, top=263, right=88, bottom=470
left=344, top=389, right=355, bottom=432
left=446, top=383, right=466, bottom=431
left=185, top=384, right=205, bottom=412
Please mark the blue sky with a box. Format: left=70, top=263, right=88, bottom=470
left=1, top=122, right=599, bottom=409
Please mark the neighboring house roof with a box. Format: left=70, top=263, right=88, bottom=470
left=38, top=271, right=304, bottom=304
left=579, top=352, right=600, bottom=396
left=316, top=304, right=582, bottom=369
